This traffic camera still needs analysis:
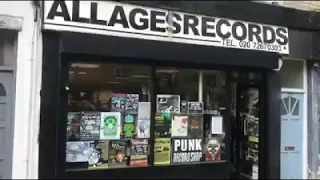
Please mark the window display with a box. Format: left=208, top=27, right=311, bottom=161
left=66, top=63, right=151, bottom=171
left=65, top=63, right=226, bottom=171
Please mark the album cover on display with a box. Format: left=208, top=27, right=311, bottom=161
left=125, top=94, right=139, bottom=114
left=100, top=112, right=121, bottom=140
left=111, top=93, right=126, bottom=113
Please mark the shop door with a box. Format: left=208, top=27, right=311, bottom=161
left=0, top=72, right=14, bottom=179
left=280, top=93, right=303, bottom=179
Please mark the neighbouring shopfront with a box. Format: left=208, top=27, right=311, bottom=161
left=39, top=0, right=289, bottom=179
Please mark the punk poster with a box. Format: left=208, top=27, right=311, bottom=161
left=100, top=112, right=121, bottom=140
left=137, top=102, right=151, bottom=138
left=111, top=93, right=126, bottom=113
left=137, top=119, right=150, bottom=138
left=154, top=138, right=171, bottom=165
left=188, top=115, right=203, bottom=138
left=130, top=139, right=149, bottom=167
left=154, top=113, right=171, bottom=138
left=171, top=115, right=188, bottom=137
left=66, top=141, right=91, bottom=163
left=180, top=100, right=188, bottom=114
left=203, top=138, right=221, bottom=162
left=88, top=141, right=109, bottom=169
left=125, top=94, right=139, bottom=114
left=80, top=112, right=101, bottom=140
left=188, top=102, right=203, bottom=114
left=108, top=140, right=129, bottom=168
left=122, top=114, right=136, bottom=139
left=157, top=94, right=180, bottom=113
left=172, top=138, right=203, bottom=164
left=67, top=112, right=81, bottom=141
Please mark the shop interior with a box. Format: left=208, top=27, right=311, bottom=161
left=64, top=60, right=263, bottom=179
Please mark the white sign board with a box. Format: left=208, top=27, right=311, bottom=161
left=43, top=0, right=289, bottom=54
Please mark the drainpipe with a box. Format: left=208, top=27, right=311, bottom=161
left=26, top=0, right=40, bottom=179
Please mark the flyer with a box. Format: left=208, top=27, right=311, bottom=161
left=171, top=115, right=188, bottom=137
left=80, top=112, right=101, bottom=141
left=88, top=141, right=109, bottom=169
left=156, top=94, right=180, bottom=113
left=111, top=93, right=126, bottom=113
left=137, top=102, right=151, bottom=138
left=66, top=141, right=91, bottom=163
left=100, top=112, right=121, bottom=140
left=203, top=138, right=221, bottom=162
left=154, top=138, right=171, bottom=165
left=67, top=112, right=81, bottom=141
left=108, top=140, right=129, bottom=168
left=187, top=102, right=203, bottom=114
left=122, top=114, right=136, bottom=139
left=154, top=113, right=171, bottom=138
left=130, top=139, right=149, bottom=167
left=188, top=115, right=203, bottom=138
left=172, top=138, right=203, bottom=164
left=125, top=94, right=139, bottom=114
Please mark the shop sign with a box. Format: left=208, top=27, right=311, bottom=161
left=172, top=138, right=203, bottom=164
left=43, top=0, right=289, bottom=54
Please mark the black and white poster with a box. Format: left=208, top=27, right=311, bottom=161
left=180, top=100, right=188, bottom=114
left=111, top=93, right=126, bottom=113
left=125, top=94, right=139, bottom=114
left=188, top=102, right=203, bottom=114
left=172, top=138, right=203, bottom=164
left=80, top=112, right=101, bottom=140
left=157, top=94, right=180, bottom=113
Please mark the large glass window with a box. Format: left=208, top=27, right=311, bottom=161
left=65, top=62, right=227, bottom=171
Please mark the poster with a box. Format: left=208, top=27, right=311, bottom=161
left=172, top=138, right=203, bottom=164
left=130, top=139, right=149, bottom=167
left=66, top=141, right=90, bottom=163
left=211, top=116, right=224, bottom=134
left=111, top=93, right=126, bottom=112
left=67, top=112, right=81, bottom=141
left=180, top=100, right=188, bottom=114
left=157, top=94, right=180, bottom=113
left=137, top=102, right=151, bottom=138
left=154, top=113, right=171, bottom=138
left=154, top=138, right=171, bottom=165
left=122, top=114, right=136, bottom=139
left=80, top=112, right=101, bottom=140
left=203, top=138, right=221, bottom=162
left=108, top=140, right=129, bottom=168
left=88, top=141, right=109, bottom=169
left=187, top=102, right=203, bottom=114
left=100, top=112, right=121, bottom=140
left=171, top=115, right=188, bottom=137
left=188, top=115, right=203, bottom=138
left=125, top=94, right=139, bottom=114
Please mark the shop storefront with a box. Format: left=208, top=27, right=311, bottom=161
left=39, top=1, right=288, bottom=179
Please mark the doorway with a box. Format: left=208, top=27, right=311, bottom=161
left=229, top=71, right=264, bottom=179
left=0, top=72, right=14, bottom=179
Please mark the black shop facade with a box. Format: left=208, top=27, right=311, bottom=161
left=39, top=0, right=288, bottom=179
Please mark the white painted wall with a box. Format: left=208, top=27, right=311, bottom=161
left=0, top=1, right=42, bottom=179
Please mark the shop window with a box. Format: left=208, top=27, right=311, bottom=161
left=280, top=60, right=304, bottom=89
left=0, top=29, right=17, bottom=67
left=154, top=68, right=226, bottom=165
left=66, top=63, right=151, bottom=170
left=65, top=62, right=227, bottom=171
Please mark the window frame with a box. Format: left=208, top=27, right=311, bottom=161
left=55, top=53, right=270, bottom=178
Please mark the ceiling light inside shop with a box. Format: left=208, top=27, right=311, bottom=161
left=78, top=71, right=87, bottom=75
left=106, top=81, right=122, bottom=84
left=156, top=69, right=179, bottom=73
left=71, top=63, right=100, bottom=69
left=131, top=75, right=150, bottom=78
